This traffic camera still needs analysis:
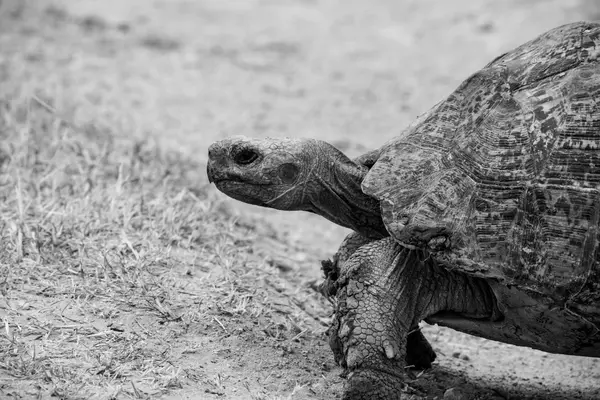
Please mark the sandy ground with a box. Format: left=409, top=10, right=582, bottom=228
left=2, top=0, right=600, bottom=399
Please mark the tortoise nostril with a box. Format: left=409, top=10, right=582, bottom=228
left=208, top=144, right=218, bottom=159
left=207, top=163, right=214, bottom=183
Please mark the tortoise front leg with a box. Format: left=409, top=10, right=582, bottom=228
left=321, top=232, right=436, bottom=371
left=329, top=237, right=498, bottom=399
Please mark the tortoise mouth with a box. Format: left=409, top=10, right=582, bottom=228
left=212, top=178, right=272, bottom=187
left=207, top=164, right=271, bottom=187
left=213, top=180, right=274, bottom=207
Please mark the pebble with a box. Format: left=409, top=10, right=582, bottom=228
left=444, top=387, right=470, bottom=400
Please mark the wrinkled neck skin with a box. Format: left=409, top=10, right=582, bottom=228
left=301, top=142, right=388, bottom=239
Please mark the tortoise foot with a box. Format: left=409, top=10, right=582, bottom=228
left=343, top=368, right=406, bottom=400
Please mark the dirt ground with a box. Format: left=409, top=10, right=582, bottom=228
left=1, top=0, right=600, bottom=399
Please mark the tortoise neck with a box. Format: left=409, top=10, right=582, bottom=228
left=306, top=144, right=388, bottom=239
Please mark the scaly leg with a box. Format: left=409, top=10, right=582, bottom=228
left=328, top=237, right=498, bottom=399
left=321, top=233, right=437, bottom=370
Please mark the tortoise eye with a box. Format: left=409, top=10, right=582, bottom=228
left=233, top=147, right=259, bottom=165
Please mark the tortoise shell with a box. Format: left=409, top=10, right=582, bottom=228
left=362, top=21, right=600, bottom=301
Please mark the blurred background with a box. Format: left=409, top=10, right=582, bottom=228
left=3, top=0, right=598, bottom=254
left=1, top=0, right=600, bottom=399
left=2, top=0, right=599, bottom=252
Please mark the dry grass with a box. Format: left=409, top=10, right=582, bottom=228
left=0, top=95, right=202, bottom=395
left=0, top=6, right=332, bottom=397
left=0, top=89, right=329, bottom=400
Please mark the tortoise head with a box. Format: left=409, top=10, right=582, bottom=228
left=207, top=135, right=388, bottom=238
left=207, top=136, right=319, bottom=211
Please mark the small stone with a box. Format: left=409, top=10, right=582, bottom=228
left=444, top=387, right=470, bottom=400
left=478, top=21, right=495, bottom=33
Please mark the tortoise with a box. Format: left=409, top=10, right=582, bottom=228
left=207, top=21, right=600, bottom=399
